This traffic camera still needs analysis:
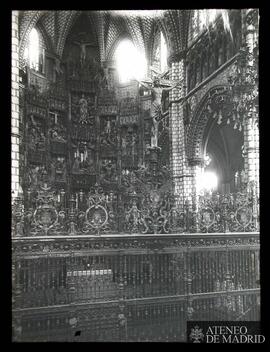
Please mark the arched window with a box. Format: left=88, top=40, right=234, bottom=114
left=152, top=30, right=168, bottom=74
left=24, top=27, right=45, bottom=73
left=160, top=31, right=168, bottom=73
left=189, top=10, right=219, bottom=43
left=115, top=39, right=147, bottom=83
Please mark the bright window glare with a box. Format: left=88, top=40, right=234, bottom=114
left=197, top=171, right=218, bottom=192
left=160, top=32, right=167, bottom=72
left=115, top=40, right=147, bottom=83
left=198, top=10, right=219, bottom=31
left=24, top=28, right=39, bottom=70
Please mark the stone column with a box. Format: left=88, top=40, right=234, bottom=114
left=243, top=118, right=259, bottom=191
left=169, top=54, right=198, bottom=211
left=242, top=9, right=259, bottom=195
left=11, top=11, right=21, bottom=200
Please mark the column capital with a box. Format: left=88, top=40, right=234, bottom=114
left=168, top=50, right=187, bottom=65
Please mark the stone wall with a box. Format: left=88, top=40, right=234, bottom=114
left=11, top=11, right=21, bottom=199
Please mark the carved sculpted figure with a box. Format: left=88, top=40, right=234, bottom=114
left=53, top=57, right=63, bottom=82
left=138, top=68, right=182, bottom=147
left=126, top=200, right=141, bottom=231
left=72, top=157, right=81, bottom=173
left=122, top=135, right=127, bottom=155
left=105, top=118, right=111, bottom=135
left=79, top=94, right=88, bottom=122
left=50, top=123, right=66, bottom=142
left=73, top=39, right=95, bottom=63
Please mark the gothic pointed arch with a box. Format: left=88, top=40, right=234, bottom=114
left=107, top=33, right=130, bottom=62
left=186, top=84, right=232, bottom=165
left=36, top=22, right=55, bottom=56
left=148, top=22, right=169, bottom=72
left=57, top=11, right=101, bottom=61
left=163, top=10, right=190, bottom=63
left=19, top=11, right=49, bottom=68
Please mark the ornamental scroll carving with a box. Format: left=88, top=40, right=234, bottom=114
left=78, top=183, right=116, bottom=235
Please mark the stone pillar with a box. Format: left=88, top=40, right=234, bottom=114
left=243, top=119, right=259, bottom=191
left=242, top=9, right=259, bottom=194
left=11, top=11, right=21, bottom=200
left=169, top=55, right=198, bottom=210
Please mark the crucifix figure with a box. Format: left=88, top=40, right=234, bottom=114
left=138, top=67, right=182, bottom=147
left=73, top=39, right=96, bottom=63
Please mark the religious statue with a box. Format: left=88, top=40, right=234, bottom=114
left=101, top=159, right=117, bottom=182
left=122, top=135, right=127, bottom=156
left=84, top=154, right=95, bottom=173
left=72, top=157, right=81, bottom=173
left=100, top=118, right=117, bottom=147
left=94, top=64, right=108, bottom=89
left=73, top=39, right=95, bottom=64
left=50, top=122, right=66, bottom=142
left=53, top=57, right=63, bottom=82
left=28, top=115, right=46, bottom=149
left=55, top=158, right=66, bottom=177
left=29, top=166, right=39, bottom=186
left=137, top=66, right=182, bottom=148
left=78, top=94, right=88, bottom=122
left=105, top=117, right=111, bottom=135
left=80, top=145, right=94, bottom=173
left=29, top=126, right=38, bottom=149
left=126, top=200, right=142, bottom=231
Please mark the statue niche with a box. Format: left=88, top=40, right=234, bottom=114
left=121, top=126, right=139, bottom=168
left=72, top=141, right=95, bottom=174
left=100, top=116, right=117, bottom=149
left=25, top=165, right=49, bottom=190
left=27, top=115, right=46, bottom=150
left=71, top=93, right=96, bottom=125
left=50, top=157, right=67, bottom=183
left=49, top=112, right=67, bottom=143
left=100, top=158, right=117, bottom=184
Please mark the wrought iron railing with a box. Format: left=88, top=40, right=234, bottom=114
left=12, top=181, right=259, bottom=237
left=12, top=232, right=260, bottom=341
